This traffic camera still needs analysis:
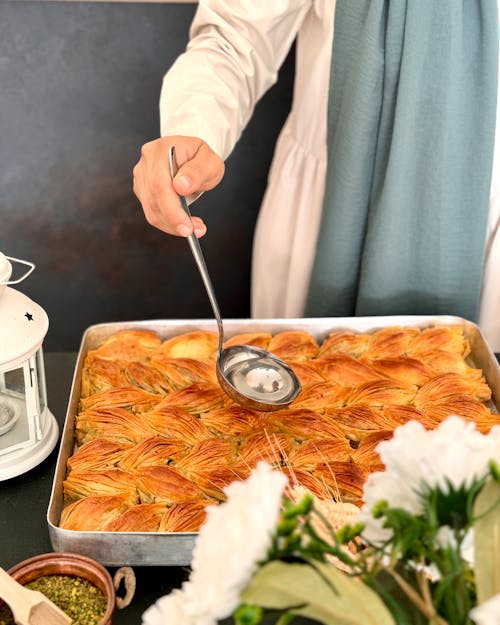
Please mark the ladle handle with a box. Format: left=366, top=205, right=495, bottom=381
left=168, top=146, right=224, bottom=354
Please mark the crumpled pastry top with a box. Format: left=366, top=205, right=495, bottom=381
left=62, top=324, right=497, bottom=532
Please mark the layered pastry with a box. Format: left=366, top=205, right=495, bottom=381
left=62, top=323, right=498, bottom=533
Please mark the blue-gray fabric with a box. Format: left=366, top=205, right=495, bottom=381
left=305, top=0, right=498, bottom=321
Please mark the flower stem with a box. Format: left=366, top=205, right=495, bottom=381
left=382, top=566, right=449, bottom=625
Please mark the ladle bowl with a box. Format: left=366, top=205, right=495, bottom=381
left=217, top=344, right=302, bottom=411
left=168, top=146, right=301, bottom=411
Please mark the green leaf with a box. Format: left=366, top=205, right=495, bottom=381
left=240, top=561, right=396, bottom=625
left=473, top=477, right=500, bottom=603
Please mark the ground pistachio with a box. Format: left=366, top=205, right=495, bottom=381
left=0, top=574, right=108, bottom=625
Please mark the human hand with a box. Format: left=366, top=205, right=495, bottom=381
left=133, top=136, right=225, bottom=237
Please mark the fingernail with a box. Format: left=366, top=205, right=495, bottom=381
left=177, top=224, right=192, bottom=237
left=194, top=225, right=206, bottom=238
left=174, top=175, right=191, bottom=194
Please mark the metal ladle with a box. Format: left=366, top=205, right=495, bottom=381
left=168, top=146, right=301, bottom=411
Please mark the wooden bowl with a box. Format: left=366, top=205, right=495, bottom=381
left=7, top=552, right=115, bottom=625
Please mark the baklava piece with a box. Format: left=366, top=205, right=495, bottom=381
left=363, top=326, right=420, bottom=359
left=346, top=379, right=417, bottom=408
left=136, top=465, right=206, bottom=505
left=102, top=503, right=166, bottom=532
left=314, top=354, right=385, bottom=386
left=155, top=330, right=219, bottom=360
left=223, top=332, right=272, bottom=350
left=267, top=331, right=320, bottom=362
left=326, top=405, right=398, bottom=442
left=63, top=468, right=139, bottom=504
left=318, top=331, right=370, bottom=359
left=67, top=438, right=132, bottom=473
left=123, top=361, right=172, bottom=395
left=287, top=437, right=353, bottom=469
left=200, top=406, right=260, bottom=439
left=154, top=382, right=230, bottom=415
left=81, top=356, right=128, bottom=398
left=88, top=329, right=161, bottom=362
left=407, top=325, right=471, bottom=358
left=290, top=381, right=352, bottom=411
left=80, top=386, right=161, bottom=414
left=359, top=356, right=434, bottom=387
left=75, top=407, right=157, bottom=446
left=142, top=406, right=210, bottom=444
left=60, top=494, right=131, bottom=531
left=158, top=502, right=208, bottom=532
left=266, top=408, right=346, bottom=442
left=414, top=373, right=492, bottom=406
left=117, top=436, right=190, bottom=472
left=150, top=356, right=218, bottom=390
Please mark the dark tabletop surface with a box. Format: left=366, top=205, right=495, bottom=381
left=1, top=352, right=189, bottom=625
left=2, top=351, right=499, bottom=624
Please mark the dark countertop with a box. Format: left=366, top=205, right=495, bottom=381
left=1, top=352, right=189, bottom=625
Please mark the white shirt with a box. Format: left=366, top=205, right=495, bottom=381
left=160, top=0, right=500, bottom=351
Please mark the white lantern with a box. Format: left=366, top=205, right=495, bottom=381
left=0, top=253, right=59, bottom=480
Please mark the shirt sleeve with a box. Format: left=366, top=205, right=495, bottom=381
left=159, top=0, right=312, bottom=159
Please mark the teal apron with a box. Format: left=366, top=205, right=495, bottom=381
left=306, top=0, right=498, bottom=321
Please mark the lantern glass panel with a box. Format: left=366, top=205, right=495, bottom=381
left=0, top=365, right=34, bottom=456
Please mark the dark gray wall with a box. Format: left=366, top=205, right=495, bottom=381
left=0, top=1, right=294, bottom=350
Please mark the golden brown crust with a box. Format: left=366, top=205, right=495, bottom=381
left=141, top=407, right=210, bottom=444
left=223, top=332, right=272, bottom=350
left=60, top=494, right=131, bottom=531
left=238, top=433, right=294, bottom=467
left=407, top=326, right=471, bottom=358
left=158, top=502, right=208, bottom=532
left=290, top=382, right=352, bottom=411
left=313, top=461, right=367, bottom=505
left=359, top=356, right=434, bottom=387
left=155, top=330, right=219, bottom=360
left=326, top=405, right=396, bottom=442
left=102, top=503, right=166, bottom=532
left=351, top=431, right=393, bottom=470
left=75, top=407, right=157, bottom=446
left=65, top=323, right=495, bottom=535
left=346, top=379, right=418, bottom=408
left=267, top=331, right=320, bottom=362
left=414, top=373, right=492, bottom=406
left=264, top=408, right=347, bottom=442
left=200, top=406, right=261, bottom=439
left=81, top=356, right=129, bottom=398
left=136, top=466, right=205, bottom=505
left=80, top=386, right=161, bottom=413
left=88, top=329, right=161, bottom=362
left=67, top=438, right=132, bottom=473
left=149, top=356, right=218, bottom=390
left=288, top=438, right=353, bottom=469
left=288, top=361, right=327, bottom=388
left=63, top=468, right=139, bottom=504
left=154, top=382, right=230, bottom=415
left=314, top=355, right=385, bottom=386
left=318, top=332, right=370, bottom=359
left=117, top=437, right=189, bottom=472
left=174, top=438, right=238, bottom=475
left=364, top=326, right=421, bottom=358
left=122, top=361, right=172, bottom=395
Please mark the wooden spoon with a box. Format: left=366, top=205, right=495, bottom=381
left=0, top=567, right=71, bottom=625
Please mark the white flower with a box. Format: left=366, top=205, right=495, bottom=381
left=470, top=593, right=500, bottom=625
left=142, top=462, right=288, bottom=625
left=357, top=417, right=500, bottom=545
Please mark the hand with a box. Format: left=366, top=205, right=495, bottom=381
left=133, top=136, right=225, bottom=237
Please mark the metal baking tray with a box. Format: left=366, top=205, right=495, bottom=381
left=47, top=315, right=500, bottom=566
